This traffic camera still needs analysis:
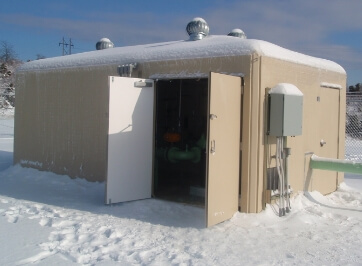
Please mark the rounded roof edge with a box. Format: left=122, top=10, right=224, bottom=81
left=256, top=40, right=346, bottom=74
left=18, top=35, right=345, bottom=75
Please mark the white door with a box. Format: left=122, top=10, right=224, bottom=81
left=206, top=72, right=241, bottom=227
left=106, top=76, right=154, bottom=204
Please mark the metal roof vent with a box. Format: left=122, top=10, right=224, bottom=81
left=96, top=38, right=114, bottom=50
left=186, top=17, right=209, bottom=41
left=227, top=29, right=247, bottom=39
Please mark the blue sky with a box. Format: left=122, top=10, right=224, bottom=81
left=1, top=0, right=361, bottom=85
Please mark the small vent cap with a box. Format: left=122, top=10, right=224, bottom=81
left=227, top=29, right=247, bottom=39
left=186, top=18, right=210, bottom=41
left=96, top=38, right=114, bottom=50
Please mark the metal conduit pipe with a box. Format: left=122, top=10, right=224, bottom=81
left=284, top=145, right=291, bottom=213
left=280, top=138, right=286, bottom=215
left=310, top=154, right=362, bottom=175
left=276, top=137, right=285, bottom=216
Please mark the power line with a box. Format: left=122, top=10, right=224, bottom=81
left=59, top=37, right=68, bottom=56
left=59, top=37, right=74, bottom=56
left=69, top=38, right=74, bottom=55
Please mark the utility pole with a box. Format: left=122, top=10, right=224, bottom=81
left=69, top=38, right=74, bottom=55
left=59, top=37, right=68, bottom=56
left=59, top=37, right=74, bottom=56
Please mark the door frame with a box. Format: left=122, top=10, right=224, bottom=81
left=106, top=74, right=243, bottom=227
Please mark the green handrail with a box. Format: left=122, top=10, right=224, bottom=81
left=167, top=146, right=201, bottom=163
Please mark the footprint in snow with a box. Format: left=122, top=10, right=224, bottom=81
left=7, top=214, right=19, bottom=223
left=104, top=228, right=113, bottom=238
left=39, top=217, right=53, bottom=227
left=26, top=206, right=40, bottom=215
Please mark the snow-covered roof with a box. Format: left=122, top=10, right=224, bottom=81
left=18, top=35, right=345, bottom=74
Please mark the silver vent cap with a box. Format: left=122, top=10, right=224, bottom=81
left=186, top=17, right=210, bottom=41
left=96, top=38, right=114, bottom=50
left=227, top=29, right=247, bottom=39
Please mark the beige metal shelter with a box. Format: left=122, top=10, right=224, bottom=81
left=15, top=35, right=346, bottom=227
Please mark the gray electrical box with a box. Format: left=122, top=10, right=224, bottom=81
left=268, top=83, right=303, bottom=137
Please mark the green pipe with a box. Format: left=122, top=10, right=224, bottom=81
left=310, top=154, right=362, bottom=175
left=167, top=146, right=201, bottom=163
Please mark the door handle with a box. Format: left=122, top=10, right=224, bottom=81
left=211, top=140, right=216, bottom=155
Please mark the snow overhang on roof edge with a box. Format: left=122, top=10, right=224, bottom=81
left=18, top=35, right=346, bottom=75
left=149, top=72, right=244, bottom=80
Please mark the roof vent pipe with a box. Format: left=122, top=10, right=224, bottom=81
left=96, top=38, right=114, bottom=50
left=186, top=18, right=209, bottom=41
left=227, top=29, right=247, bottom=39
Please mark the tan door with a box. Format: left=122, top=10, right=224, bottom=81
left=313, top=87, right=340, bottom=194
left=106, top=76, right=154, bottom=204
left=206, top=72, right=242, bottom=227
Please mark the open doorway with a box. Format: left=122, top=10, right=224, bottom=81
left=105, top=74, right=242, bottom=227
left=153, top=79, right=208, bottom=207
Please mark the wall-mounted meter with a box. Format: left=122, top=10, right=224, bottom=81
left=268, top=83, right=303, bottom=137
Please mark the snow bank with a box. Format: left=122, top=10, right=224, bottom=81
left=18, top=36, right=345, bottom=74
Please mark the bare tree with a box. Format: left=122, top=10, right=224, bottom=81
left=0, top=41, right=18, bottom=63
left=36, top=54, right=46, bottom=60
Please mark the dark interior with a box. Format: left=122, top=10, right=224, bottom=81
left=153, top=79, right=208, bottom=206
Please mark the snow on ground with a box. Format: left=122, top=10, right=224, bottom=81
left=0, top=117, right=361, bottom=265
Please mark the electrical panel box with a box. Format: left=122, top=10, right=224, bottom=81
left=268, top=84, right=303, bottom=137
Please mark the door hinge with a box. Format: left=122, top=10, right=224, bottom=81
left=209, top=114, right=218, bottom=120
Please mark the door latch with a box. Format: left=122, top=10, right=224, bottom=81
left=211, top=140, right=216, bottom=155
